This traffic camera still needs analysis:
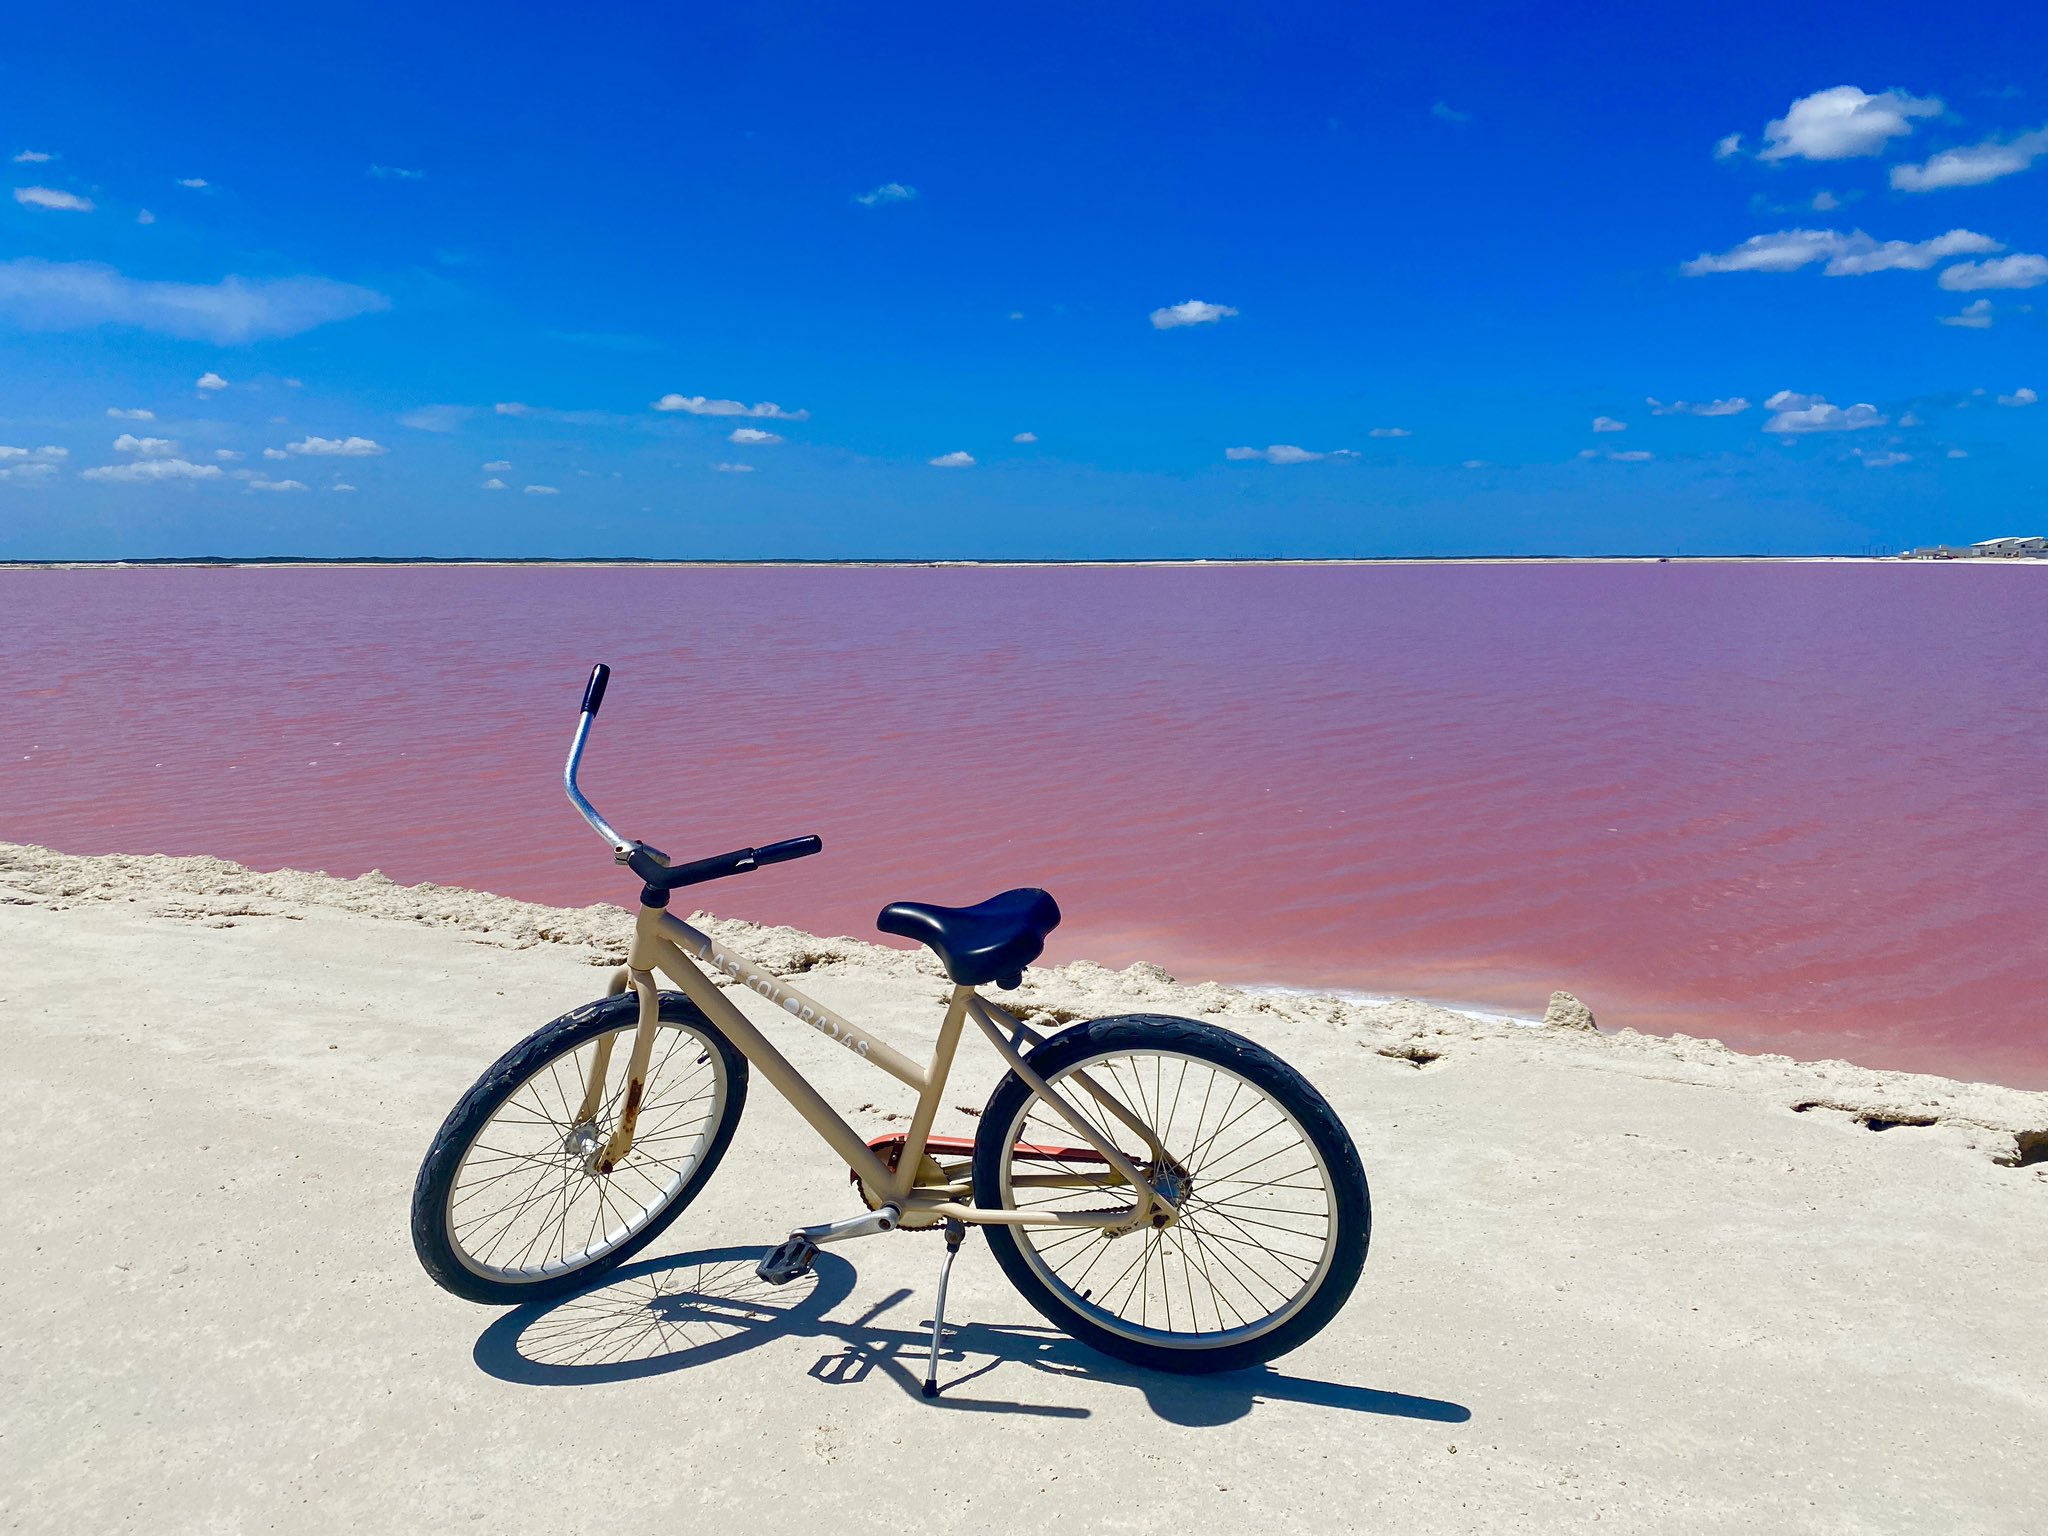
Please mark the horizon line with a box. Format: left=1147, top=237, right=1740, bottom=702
left=0, top=552, right=1924, bottom=570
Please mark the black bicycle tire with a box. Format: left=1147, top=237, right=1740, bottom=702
left=411, top=991, right=748, bottom=1306
left=973, top=1014, right=1370, bottom=1374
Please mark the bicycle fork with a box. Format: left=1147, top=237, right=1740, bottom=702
left=581, top=968, right=662, bottom=1174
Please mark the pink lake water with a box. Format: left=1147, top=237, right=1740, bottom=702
left=2, top=563, right=2042, bottom=1088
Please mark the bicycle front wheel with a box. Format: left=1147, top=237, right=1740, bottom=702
left=973, top=1015, right=1369, bottom=1374
left=412, top=991, right=747, bottom=1305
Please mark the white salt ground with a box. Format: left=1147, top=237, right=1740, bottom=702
left=2, top=840, right=2043, bottom=1535
left=1238, top=982, right=1545, bottom=1029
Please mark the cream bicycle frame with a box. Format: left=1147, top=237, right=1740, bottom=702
left=580, top=902, right=1177, bottom=1231
left=557, top=662, right=1175, bottom=1235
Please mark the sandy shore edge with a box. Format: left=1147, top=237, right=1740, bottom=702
left=5, top=839, right=2041, bottom=1169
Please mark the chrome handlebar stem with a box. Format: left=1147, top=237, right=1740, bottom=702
left=563, top=709, right=629, bottom=853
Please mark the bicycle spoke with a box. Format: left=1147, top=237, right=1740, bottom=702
left=1189, top=1208, right=1322, bottom=1280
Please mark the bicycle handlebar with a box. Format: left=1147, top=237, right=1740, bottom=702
left=563, top=662, right=823, bottom=900
left=626, top=834, right=823, bottom=894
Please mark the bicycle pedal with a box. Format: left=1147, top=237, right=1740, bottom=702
left=756, top=1235, right=818, bottom=1286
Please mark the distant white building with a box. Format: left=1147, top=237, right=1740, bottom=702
left=1902, top=535, right=2047, bottom=558
left=1971, top=535, right=2048, bottom=554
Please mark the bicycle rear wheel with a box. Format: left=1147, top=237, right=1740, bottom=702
left=412, top=992, right=747, bottom=1305
left=973, top=1014, right=1369, bottom=1373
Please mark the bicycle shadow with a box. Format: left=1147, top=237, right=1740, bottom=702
left=472, top=1246, right=1472, bottom=1428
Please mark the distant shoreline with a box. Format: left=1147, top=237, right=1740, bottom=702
left=0, top=554, right=1961, bottom=571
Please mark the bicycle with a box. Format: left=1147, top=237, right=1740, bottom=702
left=412, top=665, right=1372, bottom=1392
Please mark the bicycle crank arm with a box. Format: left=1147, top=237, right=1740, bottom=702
left=757, top=1203, right=902, bottom=1286
left=795, top=1204, right=900, bottom=1246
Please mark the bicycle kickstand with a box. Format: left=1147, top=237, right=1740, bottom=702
left=922, top=1219, right=968, bottom=1400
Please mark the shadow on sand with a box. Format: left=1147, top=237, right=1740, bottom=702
left=472, top=1245, right=1471, bottom=1427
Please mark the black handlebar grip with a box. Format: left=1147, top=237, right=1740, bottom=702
left=580, top=663, right=611, bottom=716
left=755, top=835, right=823, bottom=866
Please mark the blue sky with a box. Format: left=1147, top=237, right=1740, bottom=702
left=2, top=2, right=2044, bottom=559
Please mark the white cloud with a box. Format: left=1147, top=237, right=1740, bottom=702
left=1431, top=102, right=1470, bottom=124
left=106, top=407, right=155, bottom=421
left=1226, top=444, right=1326, bottom=464
left=855, top=182, right=916, bottom=206
left=1939, top=253, right=2048, bottom=291
left=1608, top=449, right=1654, bottom=462
left=1008, top=311, right=1025, bottom=321
left=12, top=150, right=52, bottom=163
left=1367, top=427, right=1412, bottom=438
left=0, top=444, right=67, bottom=461
left=713, top=462, right=756, bottom=473
left=331, top=483, right=356, bottom=492
left=1461, top=460, right=1490, bottom=469
left=1684, top=230, right=1838, bottom=274
left=1829, top=232, right=2006, bottom=277
left=1592, top=416, right=1627, bottom=432
left=1012, top=431, right=1038, bottom=443
left=114, top=434, right=179, bottom=457
left=482, top=459, right=511, bottom=471
left=81, top=457, right=222, bottom=483
left=728, top=427, right=781, bottom=444
left=175, top=177, right=208, bottom=189
left=1758, top=86, right=1941, bottom=162
left=1892, top=127, right=2048, bottom=191
left=1150, top=299, right=1239, bottom=329
left=494, top=401, right=529, bottom=416
left=1856, top=450, right=1911, bottom=468
left=523, top=484, right=559, bottom=494
left=1940, top=299, right=1996, bottom=328
left=1947, top=448, right=1968, bottom=458
left=650, top=394, right=809, bottom=420
left=1762, top=391, right=1887, bottom=433
left=197, top=371, right=228, bottom=390
left=245, top=477, right=307, bottom=492
left=0, top=259, right=386, bottom=343
left=928, top=451, right=976, bottom=467
left=213, top=449, right=243, bottom=461
left=1647, top=396, right=1751, bottom=416
left=0, top=461, right=59, bottom=483
left=1811, top=191, right=1841, bottom=212
left=13, top=186, right=94, bottom=212
left=287, top=435, right=385, bottom=456
left=1714, top=133, right=1744, bottom=160
left=482, top=478, right=507, bottom=490
left=262, top=448, right=288, bottom=460
left=1682, top=228, right=2000, bottom=277
left=285, top=378, right=302, bottom=388
left=136, top=209, right=154, bottom=225
left=1998, top=386, right=2038, bottom=407
left=397, top=404, right=474, bottom=432
left=368, top=165, right=425, bottom=180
